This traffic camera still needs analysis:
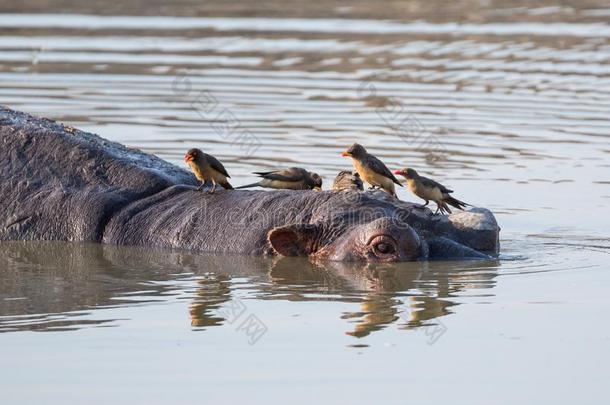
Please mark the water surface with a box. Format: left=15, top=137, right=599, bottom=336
left=0, top=1, right=609, bottom=403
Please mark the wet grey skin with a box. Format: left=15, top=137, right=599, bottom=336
left=0, top=107, right=499, bottom=262
left=236, top=167, right=322, bottom=191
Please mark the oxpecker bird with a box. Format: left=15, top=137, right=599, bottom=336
left=184, top=148, right=233, bottom=193
left=332, top=170, right=364, bottom=191
left=394, top=168, right=469, bottom=215
left=236, top=167, right=322, bottom=191
left=341, top=143, right=402, bottom=197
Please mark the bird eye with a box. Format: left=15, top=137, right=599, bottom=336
left=369, top=235, right=397, bottom=257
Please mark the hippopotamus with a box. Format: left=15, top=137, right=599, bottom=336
left=0, top=106, right=499, bottom=262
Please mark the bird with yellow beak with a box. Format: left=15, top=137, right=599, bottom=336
left=394, top=168, right=469, bottom=215
left=341, top=143, right=402, bottom=197
left=184, top=148, right=233, bottom=193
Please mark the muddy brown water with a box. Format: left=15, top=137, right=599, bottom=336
left=0, top=1, right=609, bottom=404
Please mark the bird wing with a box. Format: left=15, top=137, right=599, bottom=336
left=352, top=172, right=364, bottom=190
left=333, top=170, right=363, bottom=191
left=205, top=153, right=231, bottom=178
left=254, top=167, right=305, bottom=182
left=419, top=176, right=453, bottom=194
left=366, top=155, right=402, bottom=186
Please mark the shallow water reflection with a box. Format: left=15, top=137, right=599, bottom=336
left=0, top=241, right=498, bottom=338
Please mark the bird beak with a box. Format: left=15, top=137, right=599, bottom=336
left=393, top=170, right=402, bottom=175
left=184, top=154, right=192, bottom=163
left=341, top=152, right=350, bottom=157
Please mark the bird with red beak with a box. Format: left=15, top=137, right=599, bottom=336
left=184, top=148, right=233, bottom=193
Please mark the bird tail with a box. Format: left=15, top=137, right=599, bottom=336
left=220, top=180, right=234, bottom=190
left=444, top=195, right=469, bottom=211
left=235, top=182, right=260, bottom=189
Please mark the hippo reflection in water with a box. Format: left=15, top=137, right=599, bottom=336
left=0, top=242, right=499, bottom=336
left=0, top=107, right=499, bottom=261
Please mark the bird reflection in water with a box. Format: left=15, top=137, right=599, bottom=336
left=188, top=274, right=232, bottom=328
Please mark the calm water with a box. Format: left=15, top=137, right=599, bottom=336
left=0, top=1, right=609, bottom=403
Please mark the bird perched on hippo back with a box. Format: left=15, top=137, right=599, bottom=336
left=341, top=143, right=402, bottom=197
left=184, top=148, right=233, bottom=193
left=332, top=170, right=364, bottom=191
left=394, top=168, right=469, bottom=215
left=236, top=167, right=322, bottom=191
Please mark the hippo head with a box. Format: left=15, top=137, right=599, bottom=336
left=268, top=216, right=427, bottom=263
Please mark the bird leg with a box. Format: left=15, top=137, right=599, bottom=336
left=210, top=180, right=217, bottom=194
left=417, top=200, right=429, bottom=209
left=435, top=203, right=451, bottom=215
left=197, top=180, right=206, bottom=191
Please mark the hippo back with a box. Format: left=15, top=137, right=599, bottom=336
left=0, top=106, right=195, bottom=241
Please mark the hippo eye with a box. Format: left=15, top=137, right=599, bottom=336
left=376, top=242, right=393, bottom=254
left=369, top=235, right=397, bottom=257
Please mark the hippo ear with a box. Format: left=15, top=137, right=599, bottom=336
left=268, top=223, right=320, bottom=256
